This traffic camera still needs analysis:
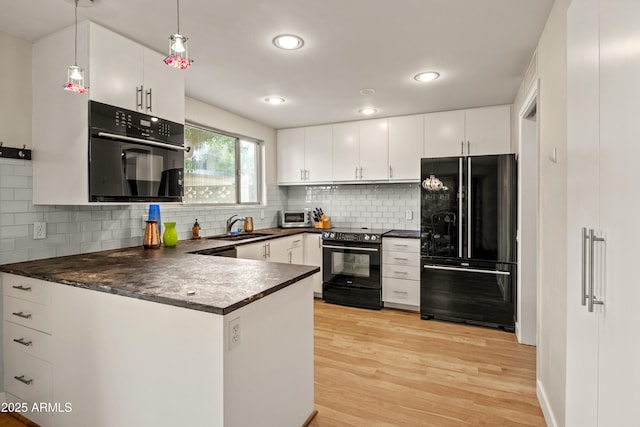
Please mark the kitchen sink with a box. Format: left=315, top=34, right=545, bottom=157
left=206, top=232, right=273, bottom=241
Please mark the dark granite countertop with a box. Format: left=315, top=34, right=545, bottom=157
left=0, top=228, right=321, bottom=315
left=383, top=229, right=420, bottom=239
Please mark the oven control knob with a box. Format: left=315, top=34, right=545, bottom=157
left=370, top=235, right=377, bottom=241
left=364, top=235, right=370, bottom=240
left=329, top=233, right=335, bottom=239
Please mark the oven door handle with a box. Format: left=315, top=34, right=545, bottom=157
left=97, top=132, right=191, bottom=152
left=323, top=244, right=379, bottom=252
left=423, top=264, right=511, bottom=276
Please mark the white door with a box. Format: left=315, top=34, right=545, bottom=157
left=424, top=110, right=465, bottom=158
left=565, top=0, right=600, bottom=424
left=89, top=24, right=142, bottom=111
left=464, top=105, right=512, bottom=156
left=359, top=118, right=389, bottom=180
left=277, top=128, right=305, bottom=184
left=142, top=48, right=185, bottom=123
left=266, top=237, right=290, bottom=263
left=388, top=115, right=423, bottom=181
left=596, top=0, right=640, bottom=424
left=304, top=124, right=333, bottom=183
left=332, top=122, right=360, bottom=181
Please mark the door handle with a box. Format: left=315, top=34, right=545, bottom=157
left=355, top=167, right=358, bottom=179
left=146, top=88, right=153, bottom=112
left=581, top=227, right=588, bottom=306
left=588, top=228, right=605, bottom=313
left=389, top=165, right=393, bottom=178
left=461, top=141, right=464, bottom=156
left=467, top=141, right=470, bottom=155
left=136, top=86, right=144, bottom=110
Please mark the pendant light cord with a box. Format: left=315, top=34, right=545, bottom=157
left=176, top=0, right=180, bottom=34
left=74, top=0, right=79, bottom=66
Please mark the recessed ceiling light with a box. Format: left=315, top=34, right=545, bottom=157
left=414, top=71, right=440, bottom=82
left=359, top=88, right=376, bottom=96
left=358, top=108, right=378, bottom=116
left=265, top=96, right=286, bottom=105
left=272, top=34, right=304, bottom=50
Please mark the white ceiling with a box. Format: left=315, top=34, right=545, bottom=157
left=0, top=0, right=554, bottom=129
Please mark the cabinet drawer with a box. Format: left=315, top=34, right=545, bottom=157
left=288, top=236, right=304, bottom=249
left=3, top=274, right=51, bottom=305
left=382, top=264, right=421, bottom=281
left=4, top=321, right=53, bottom=361
left=383, top=277, right=420, bottom=306
left=5, top=348, right=53, bottom=404
left=383, top=250, right=420, bottom=267
left=4, top=296, right=52, bottom=334
left=383, top=238, right=420, bottom=253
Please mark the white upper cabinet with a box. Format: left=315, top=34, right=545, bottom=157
left=332, top=122, right=361, bottom=181
left=424, top=106, right=511, bottom=157
left=304, top=125, right=333, bottom=183
left=332, top=119, right=388, bottom=182
left=277, top=128, right=305, bottom=184
left=424, top=110, right=465, bottom=158
left=276, top=125, right=332, bottom=184
left=388, top=115, right=424, bottom=181
left=90, top=24, right=184, bottom=123
left=464, top=105, right=511, bottom=156
left=358, top=118, right=389, bottom=181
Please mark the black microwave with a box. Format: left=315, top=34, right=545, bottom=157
left=88, top=101, right=187, bottom=203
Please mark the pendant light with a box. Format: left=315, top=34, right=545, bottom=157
left=422, top=174, right=448, bottom=192
left=63, top=0, right=88, bottom=93
left=164, top=0, right=193, bottom=69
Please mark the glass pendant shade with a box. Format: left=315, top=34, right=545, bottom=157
left=164, top=33, right=192, bottom=69
left=422, top=174, right=448, bottom=192
left=64, top=65, right=87, bottom=93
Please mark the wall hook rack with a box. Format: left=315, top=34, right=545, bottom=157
left=0, top=142, right=32, bottom=161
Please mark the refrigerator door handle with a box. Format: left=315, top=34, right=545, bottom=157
left=458, top=157, right=463, bottom=258
left=461, top=141, right=464, bottom=156
left=467, top=157, right=472, bottom=258
left=423, top=265, right=511, bottom=276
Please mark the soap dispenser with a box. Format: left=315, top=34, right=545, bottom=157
left=192, top=219, right=201, bottom=239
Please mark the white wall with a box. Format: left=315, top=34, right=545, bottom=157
left=512, top=0, right=571, bottom=425
left=0, top=32, right=31, bottom=149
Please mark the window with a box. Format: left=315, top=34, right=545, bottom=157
left=184, top=124, right=261, bottom=205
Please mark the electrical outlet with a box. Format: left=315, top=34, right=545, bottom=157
left=141, top=214, right=147, bottom=230
left=229, top=317, right=241, bottom=350
left=33, top=222, right=46, bottom=239
left=405, top=210, right=413, bottom=220
left=260, top=210, right=265, bottom=220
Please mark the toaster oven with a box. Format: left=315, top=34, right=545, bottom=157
left=278, top=210, right=312, bottom=228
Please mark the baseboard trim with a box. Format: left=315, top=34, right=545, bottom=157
left=0, top=392, right=6, bottom=403
left=537, top=379, right=559, bottom=427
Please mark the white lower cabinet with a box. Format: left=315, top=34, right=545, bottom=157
left=236, top=235, right=304, bottom=264
left=382, top=237, right=420, bottom=311
left=303, top=233, right=323, bottom=296
left=2, top=274, right=54, bottom=427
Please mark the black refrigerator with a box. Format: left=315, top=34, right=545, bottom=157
left=420, top=154, right=517, bottom=331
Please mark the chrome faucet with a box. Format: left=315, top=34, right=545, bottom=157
left=226, top=214, right=247, bottom=235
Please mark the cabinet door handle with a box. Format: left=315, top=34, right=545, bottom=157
left=581, top=227, right=588, bottom=306
left=136, top=86, right=144, bottom=110
left=394, top=271, right=409, bottom=275
left=12, top=312, right=32, bottom=319
left=301, top=169, right=304, bottom=181
left=355, top=167, right=359, bottom=179
left=461, top=141, right=464, bottom=155
left=392, top=290, right=408, bottom=295
left=588, top=228, right=605, bottom=313
left=262, top=244, right=267, bottom=259
left=393, top=257, right=409, bottom=261
left=360, top=167, right=363, bottom=179
left=146, top=88, right=153, bottom=112
left=389, top=165, right=393, bottom=178
left=288, top=251, right=292, bottom=263
left=393, top=244, right=409, bottom=248
left=467, top=141, right=470, bottom=155
left=12, top=285, right=32, bottom=292
left=13, top=338, right=33, bottom=347
left=267, top=243, right=271, bottom=258
left=14, top=375, right=33, bottom=386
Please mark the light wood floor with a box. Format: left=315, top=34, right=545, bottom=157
left=0, top=300, right=544, bottom=427
left=309, top=300, right=544, bottom=427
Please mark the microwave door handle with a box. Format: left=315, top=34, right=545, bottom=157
left=97, top=132, right=190, bottom=152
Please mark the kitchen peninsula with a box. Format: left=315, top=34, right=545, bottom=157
left=0, top=237, right=318, bottom=427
